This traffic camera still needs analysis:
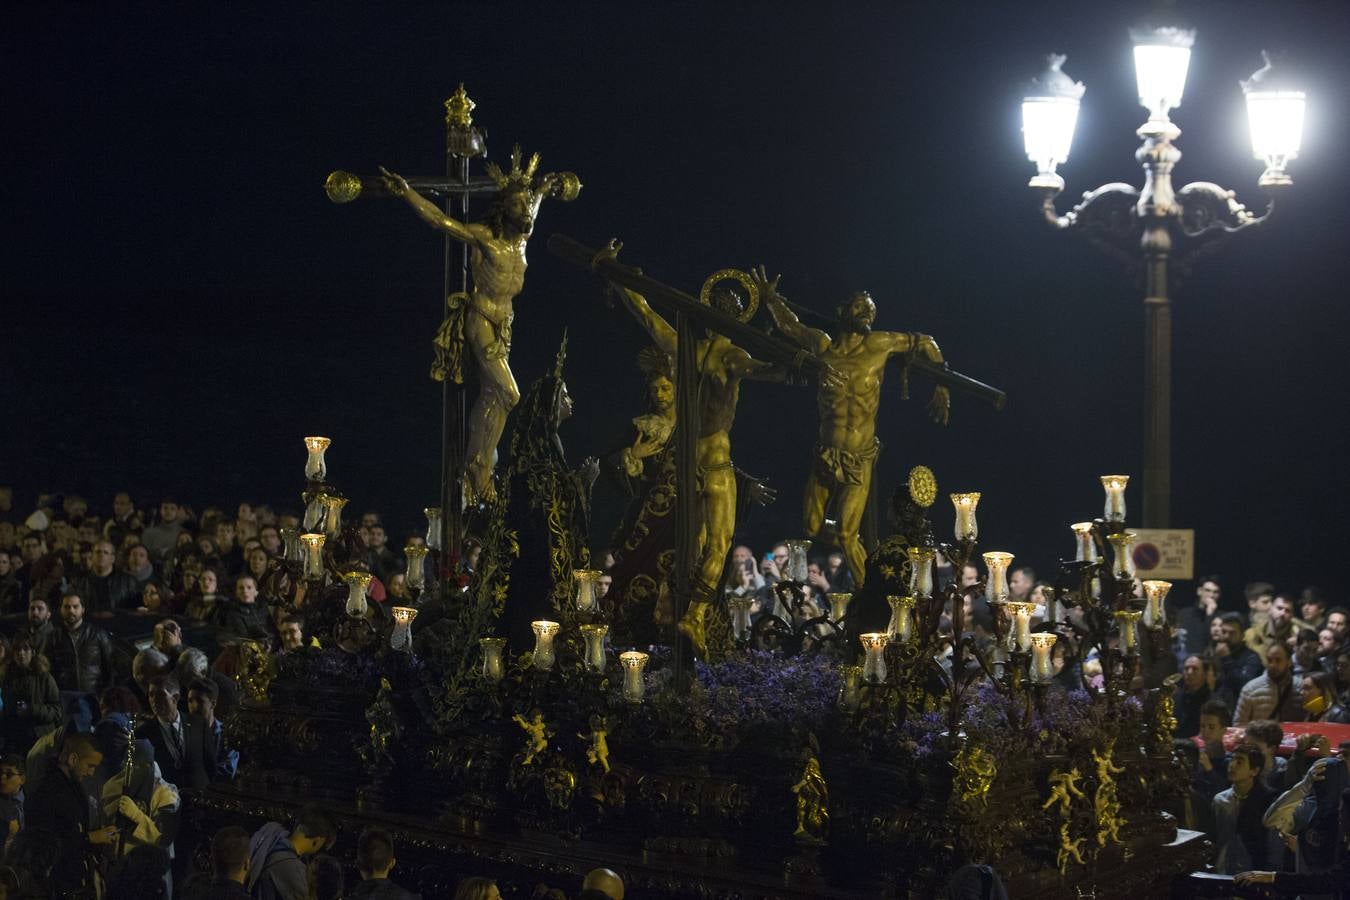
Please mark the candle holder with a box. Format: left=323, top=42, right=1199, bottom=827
left=321, top=494, right=348, bottom=539
left=1142, top=579, right=1171, bottom=628
left=404, top=544, right=429, bottom=592
left=619, top=651, right=649, bottom=702
left=886, top=596, right=917, bottom=643
left=480, top=637, right=507, bottom=682
left=424, top=507, right=443, bottom=552
left=342, top=570, right=372, bottom=618
left=531, top=620, right=560, bottom=671
left=784, top=539, right=812, bottom=583
left=299, top=533, right=326, bottom=581
left=1115, top=610, right=1143, bottom=656
left=303, top=436, right=331, bottom=483
left=859, top=632, right=890, bottom=683
left=826, top=592, right=853, bottom=625
left=1005, top=601, right=1037, bottom=652
left=302, top=492, right=326, bottom=531
left=1107, top=531, right=1138, bottom=580
left=579, top=624, right=609, bottom=673
left=907, top=547, right=936, bottom=598
left=390, top=606, right=418, bottom=651
left=573, top=569, right=604, bottom=613
left=1101, top=475, right=1129, bottom=524
left=728, top=596, right=754, bottom=642
left=1028, top=632, right=1057, bottom=682
left=280, top=526, right=301, bottom=561
left=1042, top=586, right=1060, bottom=624
left=983, top=551, right=1014, bottom=603
left=839, top=665, right=863, bottom=710
left=951, top=492, right=981, bottom=541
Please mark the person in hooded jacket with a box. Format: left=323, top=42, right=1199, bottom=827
left=101, top=739, right=181, bottom=897
left=246, top=806, right=336, bottom=900
left=1, top=638, right=62, bottom=755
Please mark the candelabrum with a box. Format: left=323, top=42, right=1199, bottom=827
left=1022, top=36, right=1306, bottom=528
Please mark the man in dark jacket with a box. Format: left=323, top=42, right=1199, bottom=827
left=205, top=825, right=253, bottom=899
left=26, top=732, right=120, bottom=897
left=348, top=826, right=421, bottom=899
left=72, top=540, right=140, bottom=614
left=22, top=595, right=57, bottom=659
left=49, top=592, right=116, bottom=694
left=247, top=807, right=336, bottom=900
left=1175, top=655, right=1213, bottom=739
left=1178, top=575, right=1223, bottom=656
left=135, top=673, right=217, bottom=791
left=1215, top=612, right=1264, bottom=709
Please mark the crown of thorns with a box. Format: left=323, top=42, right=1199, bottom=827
left=485, top=145, right=540, bottom=193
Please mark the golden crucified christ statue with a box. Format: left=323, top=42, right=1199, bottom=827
left=759, top=268, right=949, bottom=586
left=379, top=148, right=580, bottom=506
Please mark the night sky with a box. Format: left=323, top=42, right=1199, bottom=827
left=4, top=1, right=1348, bottom=604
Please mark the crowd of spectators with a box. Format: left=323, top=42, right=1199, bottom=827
left=0, top=486, right=635, bottom=899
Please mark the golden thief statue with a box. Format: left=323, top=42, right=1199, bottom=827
left=380, top=148, right=580, bottom=506
left=759, top=268, right=949, bottom=586
left=598, top=242, right=783, bottom=658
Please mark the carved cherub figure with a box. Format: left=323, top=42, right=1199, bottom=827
left=1042, top=767, right=1086, bottom=814
left=792, top=755, right=830, bottom=843
left=512, top=710, right=550, bottom=766
left=580, top=714, right=610, bottom=773
left=1093, top=740, right=1125, bottom=781
left=1057, top=822, right=1087, bottom=873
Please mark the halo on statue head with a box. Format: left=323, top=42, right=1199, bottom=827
left=699, top=268, right=759, bottom=323
left=908, top=465, right=937, bottom=508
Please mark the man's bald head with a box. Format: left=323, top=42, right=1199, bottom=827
left=581, top=868, right=624, bottom=900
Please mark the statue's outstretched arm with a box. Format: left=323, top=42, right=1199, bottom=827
left=379, top=166, right=481, bottom=247
left=755, top=267, right=829, bottom=355
left=619, top=287, right=678, bottom=358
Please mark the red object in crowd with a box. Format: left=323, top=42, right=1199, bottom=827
left=1193, top=722, right=1350, bottom=757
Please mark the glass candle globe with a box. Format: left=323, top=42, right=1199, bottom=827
left=826, top=592, right=853, bottom=625
left=1142, top=579, right=1172, bottom=628
left=303, top=436, right=331, bottom=483
left=1005, top=601, right=1036, bottom=653
left=619, top=651, right=649, bottom=703
left=531, top=620, right=560, bottom=671
left=424, top=507, right=443, bottom=551
left=907, top=547, right=935, bottom=598
left=728, top=596, right=754, bottom=642
left=1101, top=475, right=1129, bottom=524
left=580, top=624, right=609, bottom=673
left=784, top=540, right=812, bottom=583
left=983, top=552, right=1014, bottom=603
left=859, top=632, right=890, bottom=684
left=951, top=493, right=981, bottom=541
left=299, top=533, right=326, bottom=581
left=886, top=595, right=917, bottom=644
left=1108, top=532, right=1138, bottom=580
left=479, top=637, right=506, bottom=683
left=1028, top=632, right=1058, bottom=682
left=403, top=544, right=428, bottom=592
left=573, top=569, right=603, bottom=613
left=390, top=606, right=418, bottom=651
left=342, top=570, right=372, bottom=618
left=321, top=494, right=348, bottom=539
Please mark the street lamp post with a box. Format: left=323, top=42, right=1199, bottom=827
left=1020, top=28, right=1306, bottom=529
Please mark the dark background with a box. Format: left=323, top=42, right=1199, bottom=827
left=3, top=1, right=1347, bottom=606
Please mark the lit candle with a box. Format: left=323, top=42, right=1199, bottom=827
left=303, top=436, right=331, bottom=483
left=342, top=570, right=372, bottom=618
left=479, top=637, right=506, bottom=682
left=887, top=596, right=917, bottom=643
left=1071, top=522, right=1098, bottom=562
left=390, top=606, right=418, bottom=651
left=280, top=526, right=301, bottom=561
left=531, top=620, right=560, bottom=671
left=859, top=632, right=890, bottom=683
left=573, top=569, right=603, bottom=613
left=728, top=596, right=754, bottom=642
left=1107, top=532, right=1137, bottom=580
left=580, top=624, right=609, bottom=673
left=1005, top=601, right=1036, bottom=652
left=1101, top=475, right=1129, bottom=524
left=619, top=651, right=649, bottom=702
left=983, top=552, right=1014, bottom=603
left=300, top=533, right=326, bottom=581
left=404, top=544, right=429, bottom=592
left=424, top=507, right=443, bottom=552
left=907, top=547, right=936, bottom=598
left=1115, top=610, right=1143, bottom=655
left=951, top=492, right=981, bottom=541
left=321, top=494, right=348, bottom=539
left=1142, top=580, right=1171, bottom=628
left=1028, top=632, right=1057, bottom=682
left=826, top=592, right=853, bottom=625
left=785, top=540, right=812, bottom=583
